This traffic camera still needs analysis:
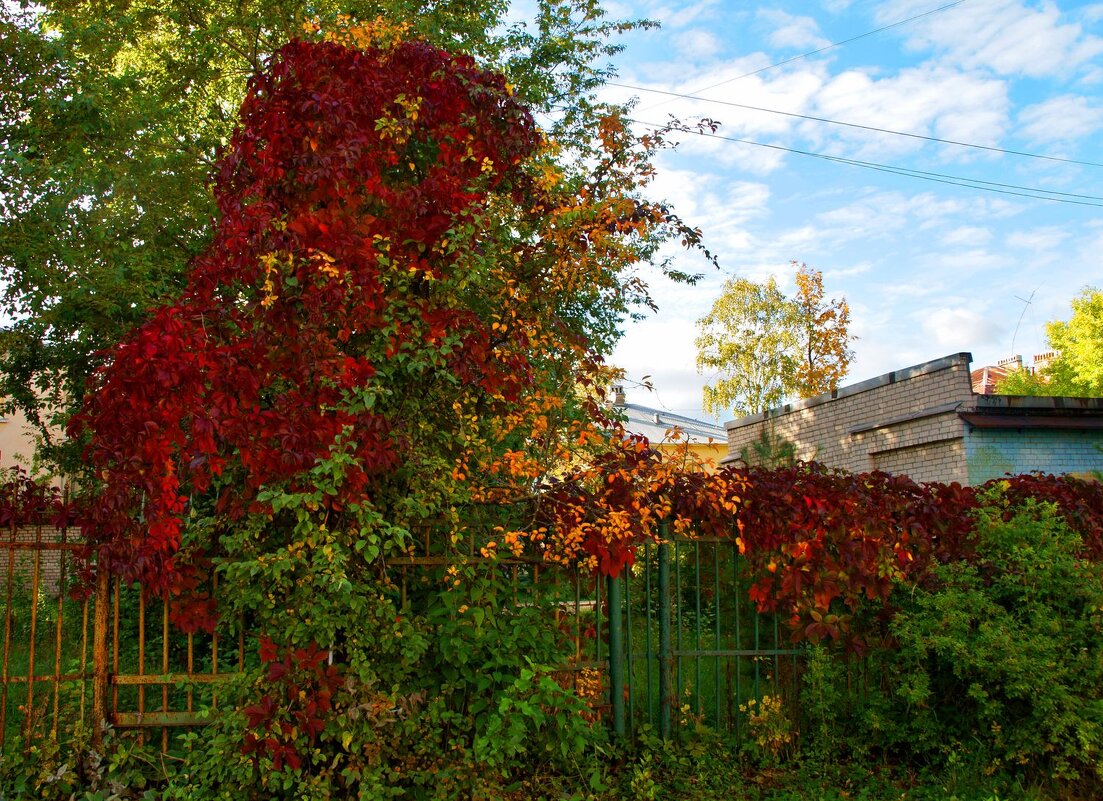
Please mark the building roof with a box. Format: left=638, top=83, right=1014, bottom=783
left=960, top=393, right=1103, bottom=429
left=615, top=402, right=726, bottom=445
left=970, top=363, right=1013, bottom=395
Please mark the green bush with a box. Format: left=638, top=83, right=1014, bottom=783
left=887, top=499, right=1102, bottom=787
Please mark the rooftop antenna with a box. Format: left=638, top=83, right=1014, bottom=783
left=1010, top=288, right=1037, bottom=359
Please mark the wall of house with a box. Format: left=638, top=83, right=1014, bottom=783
left=0, top=406, right=41, bottom=472
left=724, top=353, right=975, bottom=482
left=1, top=526, right=72, bottom=597
left=870, top=438, right=967, bottom=484
left=965, top=428, right=1103, bottom=484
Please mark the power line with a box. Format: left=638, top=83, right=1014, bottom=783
left=612, top=82, right=1103, bottom=169
left=628, top=119, right=1103, bottom=207
left=639, top=0, right=970, bottom=112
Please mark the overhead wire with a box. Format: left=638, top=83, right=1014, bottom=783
left=626, top=118, right=1103, bottom=207
left=637, top=0, right=971, bottom=112
left=611, top=83, right=1103, bottom=169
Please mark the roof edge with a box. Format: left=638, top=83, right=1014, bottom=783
left=724, top=352, right=974, bottom=431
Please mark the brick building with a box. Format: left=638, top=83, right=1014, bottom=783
left=722, top=352, right=1103, bottom=485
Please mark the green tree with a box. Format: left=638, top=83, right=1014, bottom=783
left=1048, top=285, right=1103, bottom=393
left=997, top=286, right=1103, bottom=397
left=696, top=276, right=798, bottom=418
left=0, top=0, right=669, bottom=472
left=696, top=265, right=854, bottom=418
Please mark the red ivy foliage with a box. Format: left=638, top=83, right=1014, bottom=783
left=0, top=467, right=78, bottom=529
left=729, top=464, right=974, bottom=646
left=71, top=39, right=540, bottom=594
left=726, top=464, right=1102, bottom=648
left=242, top=637, right=341, bottom=772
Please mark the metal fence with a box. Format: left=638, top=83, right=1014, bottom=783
left=3, top=523, right=801, bottom=756
left=2, top=523, right=89, bottom=748
left=0, top=523, right=246, bottom=754
left=607, top=536, right=801, bottom=739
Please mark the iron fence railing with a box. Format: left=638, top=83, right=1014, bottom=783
left=3, top=522, right=805, bottom=755
left=605, top=532, right=802, bottom=739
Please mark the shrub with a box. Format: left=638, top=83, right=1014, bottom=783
left=884, top=498, right=1103, bottom=787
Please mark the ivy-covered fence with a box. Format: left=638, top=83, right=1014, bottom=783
left=1, top=526, right=243, bottom=754
left=1, top=531, right=604, bottom=754
left=2, top=523, right=801, bottom=756
left=6, top=465, right=1103, bottom=788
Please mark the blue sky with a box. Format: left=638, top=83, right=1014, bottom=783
left=586, top=0, right=1103, bottom=422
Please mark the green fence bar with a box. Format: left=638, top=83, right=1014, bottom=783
left=644, top=541, right=654, bottom=727
left=611, top=532, right=804, bottom=740
left=674, top=540, right=682, bottom=705
left=694, top=540, right=701, bottom=716
left=713, top=542, right=721, bottom=725
left=624, top=561, right=634, bottom=734
left=608, top=573, right=625, bottom=739
left=657, top=529, right=672, bottom=739
left=732, top=541, right=742, bottom=738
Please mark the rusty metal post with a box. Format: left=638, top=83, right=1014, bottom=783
left=91, top=564, right=110, bottom=750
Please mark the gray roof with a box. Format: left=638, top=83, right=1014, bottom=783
left=616, top=403, right=726, bottom=445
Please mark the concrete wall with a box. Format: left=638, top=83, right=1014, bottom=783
left=965, top=429, right=1103, bottom=484
left=724, top=353, right=974, bottom=482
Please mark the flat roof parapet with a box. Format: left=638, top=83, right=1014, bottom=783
left=724, top=352, right=974, bottom=431
left=970, top=394, right=1103, bottom=412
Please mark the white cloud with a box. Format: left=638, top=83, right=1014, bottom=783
left=1079, top=3, right=1103, bottom=24
left=809, top=190, right=1005, bottom=246
left=921, top=306, right=1004, bottom=350
left=649, top=168, right=770, bottom=226
left=646, top=166, right=771, bottom=263
left=1079, top=64, right=1103, bottom=85
left=931, top=248, right=1007, bottom=275
left=775, top=225, right=821, bottom=250
left=758, top=9, right=830, bottom=51
left=877, top=0, right=1103, bottom=78
left=823, top=261, right=873, bottom=280
left=1006, top=226, right=1069, bottom=251
left=941, top=226, right=993, bottom=247
left=1018, top=95, right=1103, bottom=144
left=663, top=0, right=722, bottom=29
left=672, top=29, right=724, bottom=62
left=808, top=65, right=1010, bottom=159
left=615, top=56, right=826, bottom=155
left=1075, top=225, right=1103, bottom=266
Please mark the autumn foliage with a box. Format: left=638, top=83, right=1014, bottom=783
left=54, top=34, right=1103, bottom=793
left=726, top=466, right=1103, bottom=649
left=0, top=467, right=77, bottom=529
left=791, top=262, right=853, bottom=398
left=73, top=39, right=534, bottom=583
